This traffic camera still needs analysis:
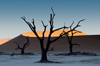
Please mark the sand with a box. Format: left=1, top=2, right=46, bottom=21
left=0, top=53, right=100, bottom=66
left=0, top=34, right=100, bottom=53
left=22, top=30, right=87, bottom=37
left=0, top=33, right=100, bottom=66
left=0, top=38, right=12, bottom=45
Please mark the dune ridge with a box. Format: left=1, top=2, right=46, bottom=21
left=0, top=34, right=100, bottom=53
left=0, top=30, right=87, bottom=45
left=22, top=30, right=87, bottom=37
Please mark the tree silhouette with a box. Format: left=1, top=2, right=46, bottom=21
left=63, top=20, right=85, bottom=53
left=21, top=8, right=68, bottom=63
left=21, top=8, right=85, bottom=63
left=14, top=37, right=30, bottom=55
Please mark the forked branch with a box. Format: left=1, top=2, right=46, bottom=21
left=14, top=37, right=30, bottom=50
left=42, top=21, right=48, bottom=39
left=13, top=41, right=22, bottom=50
left=72, top=19, right=85, bottom=30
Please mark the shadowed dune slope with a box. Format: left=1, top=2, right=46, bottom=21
left=0, top=34, right=100, bottom=53
left=22, top=30, right=87, bottom=37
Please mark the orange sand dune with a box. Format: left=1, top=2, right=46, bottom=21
left=22, top=30, right=87, bottom=37
left=0, top=30, right=90, bottom=53
left=0, top=35, right=100, bottom=53
left=0, top=38, right=12, bottom=45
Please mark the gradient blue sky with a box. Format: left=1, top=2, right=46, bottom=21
left=0, top=0, right=100, bottom=39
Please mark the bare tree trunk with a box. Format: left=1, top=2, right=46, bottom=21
left=69, top=44, right=73, bottom=53
left=67, top=35, right=73, bottom=53
left=40, top=50, right=48, bottom=62
left=39, top=40, right=50, bottom=62
left=21, top=49, right=25, bottom=55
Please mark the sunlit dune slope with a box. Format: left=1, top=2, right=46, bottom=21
left=22, top=30, right=87, bottom=37
left=0, top=38, right=12, bottom=45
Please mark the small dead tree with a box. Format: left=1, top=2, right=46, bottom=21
left=14, top=37, right=30, bottom=55
left=63, top=20, right=85, bottom=53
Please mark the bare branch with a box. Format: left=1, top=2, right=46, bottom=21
left=21, top=17, right=35, bottom=31
left=51, top=7, right=55, bottom=19
left=78, top=19, right=85, bottom=25
left=41, top=20, right=48, bottom=28
left=21, top=16, right=26, bottom=21
left=49, top=14, right=54, bottom=32
left=49, top=7, right=56, bottom=32
left=21, top=16, right=29, bottom=24
left=32, top=19, right=36, bottom=27
left=23, top=37, right=30, bottom=48
left=72, top=19, right=85, bottom=30
left=41, top=21, right=48, bottom=34
left=25, top=42, right=31, bottom=48
left=13, top=41, right=22, bottom=50
left=50, top=33, right=63, bottom=44
left=62, top=19, right=84, bottom=36
left=53, top=26, right=69, bottom=32
left=50, top=24, right=69, bottom=44
left=21, top=17, right=41, bottom=41
left=41, top=20, right=48, bottom=45
left=70, top=21, right=74, bottom=30
left=73, top=30, right=82, bottom=34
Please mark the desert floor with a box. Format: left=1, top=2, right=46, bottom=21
left=0, top=52, right=100, bottom=66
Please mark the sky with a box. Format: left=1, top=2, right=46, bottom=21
left=0, top=0, right=100, bottom=39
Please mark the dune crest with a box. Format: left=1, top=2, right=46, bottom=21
left=22, top=30, right=87, bottom=37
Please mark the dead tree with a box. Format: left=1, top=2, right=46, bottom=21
left=64, top=20, right=85, bottom=53
left=14, top=37, right=30, bottom=55
left=66, top=31, right=81, bottom=53
left=21, top=7, right=85, bottom=63
left=21, top=8, right=69, bottom=63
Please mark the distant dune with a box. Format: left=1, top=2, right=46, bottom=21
left=1, top=30, right=100, bottom=53
left=0, top=38, right=12, bottom=45
left=22, top=30, right=87, bottom=37
left=0, top=30, right=87, bottom=46
left=0, top=34, right=100, bottom=53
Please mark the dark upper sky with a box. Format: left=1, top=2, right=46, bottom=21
left=0, top=0, right=100, bottom=39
